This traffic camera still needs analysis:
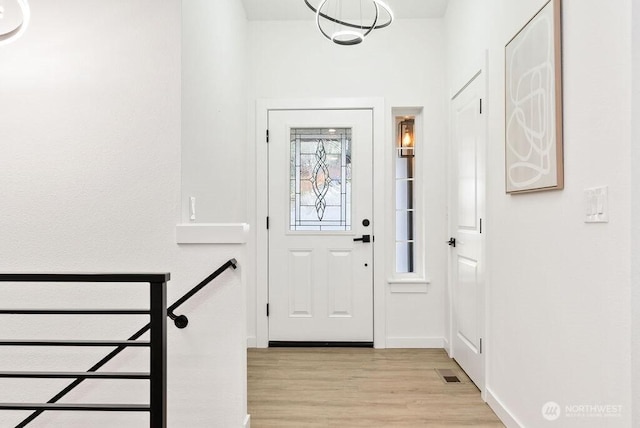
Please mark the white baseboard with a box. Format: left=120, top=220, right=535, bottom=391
left=443, top=337, right=451, bottom=356
left=246, top=336, right=257, bottom=348
left=385, top=337, right=444, bottom=348
left=486, top=387, right=523, bottom=428
left=243, top=414, right=251, bottom=428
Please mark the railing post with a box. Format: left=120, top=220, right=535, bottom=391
left=149, top=281, right=167, bottom=428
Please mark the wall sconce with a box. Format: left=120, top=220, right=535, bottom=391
left=398, top=118, right=415, bottom=157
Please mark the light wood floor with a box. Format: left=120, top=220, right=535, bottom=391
left=248, top=348, right=504, bottom=427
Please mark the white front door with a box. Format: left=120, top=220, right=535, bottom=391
left=268, top=109, right=374, bottom=343
left=450, top=72, right=486, bottom=388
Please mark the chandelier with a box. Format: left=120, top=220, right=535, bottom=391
left=0, top=0, right=30, bottom=46
left=304, top=0, right=394, bottom=46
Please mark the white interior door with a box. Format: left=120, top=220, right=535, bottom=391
left=268, top=109, right=374, bottom=343
left=450, top=73, right=486, bottom=388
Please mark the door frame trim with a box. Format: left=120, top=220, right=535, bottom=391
left=254, top=98, right=387, bottom=348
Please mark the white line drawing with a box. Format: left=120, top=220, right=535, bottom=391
left=505, top=2, right=561, bottom=192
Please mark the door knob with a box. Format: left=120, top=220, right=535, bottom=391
left=353, top=235, right=371, bottom=243
left=447, top=237, right=456, bottom=247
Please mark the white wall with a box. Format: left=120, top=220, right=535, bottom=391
left=246, top=19, right=448, bottom=348
left=182, top=0, right=248, bottom=223
left=632, top=1, right=640, bottom=425
left=446, top=0, right=633, bottom=426
left=0, top=0, right=247, bottom=426
left=444, top=0, right=488, bottom=94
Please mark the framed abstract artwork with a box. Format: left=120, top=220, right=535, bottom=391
left=505, top=0, right=563, bottom=193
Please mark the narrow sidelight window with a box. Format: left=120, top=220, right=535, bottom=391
left=395, top=117, right=415, bottom=273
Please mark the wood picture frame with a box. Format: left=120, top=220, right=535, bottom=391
left=505, top=0, right=563, bottom=194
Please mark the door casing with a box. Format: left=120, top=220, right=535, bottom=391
left=254, top=98, right=387, bottom=348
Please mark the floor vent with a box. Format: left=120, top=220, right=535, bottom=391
left=435, top=369, right=462, bottom=384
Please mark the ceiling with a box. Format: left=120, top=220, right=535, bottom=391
left=241, top=0, right=449, bottom=21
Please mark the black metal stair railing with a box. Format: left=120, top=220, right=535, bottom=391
left=0, top=272, right=169, bottom=427
left=0, top=258, right=237, bottom=428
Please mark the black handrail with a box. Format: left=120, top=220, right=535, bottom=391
left=167, top=258, right=237, bottom=328
left=4, top=259, right=238, bottom=427
left=0, top=309, right=150, bottom=315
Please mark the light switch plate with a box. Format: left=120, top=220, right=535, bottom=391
left=189, top=196, right=196, bottom=221
left=584, top=186, right=609, bottom=223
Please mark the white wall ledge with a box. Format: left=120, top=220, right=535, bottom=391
left=176, top=223, right=250, bottom=244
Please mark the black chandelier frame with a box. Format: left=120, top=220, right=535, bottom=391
left=304, top=0, right=393, bottom=46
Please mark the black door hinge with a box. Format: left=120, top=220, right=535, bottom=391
left=480, top=218, right=483, bottom=234
left=266, top=303, right=270, bottom=317
left=480, top=338, right=483, bottom=354
left=266, top=216, right=269, bottom=230
left=479, top=99, right=483, bottom=114
left=266, top=129, right=269, bottom=143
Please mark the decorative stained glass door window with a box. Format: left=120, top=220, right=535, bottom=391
left=290, top=128, right=352, bottom=231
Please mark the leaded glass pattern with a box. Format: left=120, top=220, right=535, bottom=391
left=290, top=128, right=352, bottom=231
